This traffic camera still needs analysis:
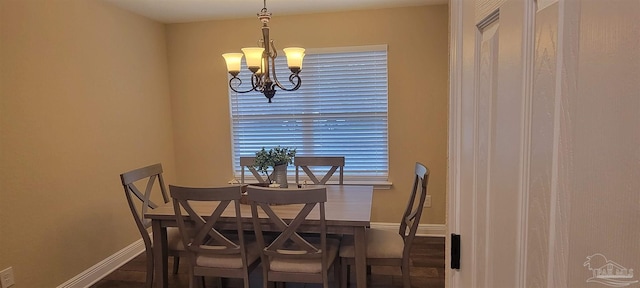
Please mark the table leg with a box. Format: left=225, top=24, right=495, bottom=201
left=354, top=226, right=367, bottom=288
left=152, top=220, right=168, bottom=288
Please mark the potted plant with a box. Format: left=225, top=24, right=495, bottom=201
left=254, top=146, right=296, bottom=187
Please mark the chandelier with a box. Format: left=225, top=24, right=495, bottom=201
left=222, top=0, right=305, bottom=103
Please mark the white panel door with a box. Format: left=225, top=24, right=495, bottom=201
left=449, top=0, right=532, bottom=286
left=448, top=0, right=640, bottom=287
left=554, top=1, right=640, bottom=286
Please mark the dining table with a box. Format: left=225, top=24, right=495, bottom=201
left=145, top=184, right=373, bottom=288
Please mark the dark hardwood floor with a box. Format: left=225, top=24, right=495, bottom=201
left=92, top=236, right=445, bottom=288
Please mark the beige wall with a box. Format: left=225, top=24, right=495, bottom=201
left=0, top=1, right=448, bottom=286
left=0, top=0, right=175, bottom=286
left=166, top=6, right=449, bottom=224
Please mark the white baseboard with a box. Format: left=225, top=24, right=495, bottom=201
left=57, top=238, right=145, bottom=288
left=371, top=222, right=446, bottom=237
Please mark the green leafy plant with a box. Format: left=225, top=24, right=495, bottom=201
left=254, top=146, right=297, bottom=175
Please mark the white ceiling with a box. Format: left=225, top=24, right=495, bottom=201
left=102, top=0, right=447, bottom=23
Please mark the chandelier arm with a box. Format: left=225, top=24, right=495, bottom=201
left=269, top=40, right=278, bottom=59
left=273, top=73, right=302, bottom=91
left=252, top=73, right=264, bottom=89
left=228, top=75, right=259, bottom=94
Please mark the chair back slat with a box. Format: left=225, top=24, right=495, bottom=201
left=127, top=179, right=159, bottom=209
left=120, top=163, right=168, bottom=233
left=294, top=156, right=345, bottom=185
left=120, top=163, right=163, bottom=185
left=399, top=162, right=429, bottom=246
left=169, top=185, right=245, bottom=257
left=264, top=202, right=321, bottom=256
left=240, top=156, right=268, bottom=184
left=247, top=186, right=327, bottom=261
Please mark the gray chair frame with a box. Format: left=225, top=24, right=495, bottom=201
left=120, top=163, right=182, bottom=288
left=247, top=186, right=341, bottom=288
left=340, top=162, right=429, bottom=288
left=169, top=185, right=260, bottom=288
left=294, top=156, right=345, bottom=185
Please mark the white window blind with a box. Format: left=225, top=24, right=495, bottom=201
left=229, top=45, right=388, bottom=181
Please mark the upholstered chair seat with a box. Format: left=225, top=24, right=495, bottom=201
left=339, top=229, right=404, bottom=259
left=269, top=238, right=340, bottom=273
left=195, top=240, right=261, bottom=269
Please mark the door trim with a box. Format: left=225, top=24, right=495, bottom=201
left=517, top=1, right=536, bottom=286
left=447, top=0, right=463, bottom=286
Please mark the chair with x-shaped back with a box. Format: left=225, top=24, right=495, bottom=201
left=339, top=162, right=429, bottom=288
left=120, top=163, right=184, bottom=288
left=240, top=156, right=268, bottom=184
left=169, top=185, right=261, bottom=288
left=295, top=156, right=345, bottom=185
left=247, top=186, right=341, bottom=288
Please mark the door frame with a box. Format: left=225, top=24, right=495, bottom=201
left=446, top=0, right=462, bottom=284
left=447, top=1, right=464, bottom=286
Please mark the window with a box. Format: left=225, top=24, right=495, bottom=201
left=229, top=45, right=388, bottom=182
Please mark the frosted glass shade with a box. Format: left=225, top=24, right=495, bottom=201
left=283, top=47, right=305, bottom=71
left=242, top=47, right=265, bottom=72
left=222, top=53, right=243, bottom=74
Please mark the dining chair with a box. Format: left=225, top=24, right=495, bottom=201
left=339, top=162, right=429, bottom=288
left=246, top=186, right=341, bottom=288
left=119, top=163, right=184, bottom=288
left=240, top=156, right=268, bottom=184
left=294, top=156, right=345, bottom=185
left=169, top=185, right=261, bottom=288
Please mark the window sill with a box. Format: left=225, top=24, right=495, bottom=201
left=298, top=180, right=392, bottom=189
left=339, top=180, right=392, bottom=190
left=233, top=178, right=393, bottom=190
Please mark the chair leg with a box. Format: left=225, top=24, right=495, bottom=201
left=172, top=256, right=180, bottom=274
left=189, top=274, right=203, bottom=288
left=340, top=259, right=349, bottom=288
left=402, top=258, right=411, bottom=288
left=334, top=257, right=342, bottom=288
left=243, top=273, right=250, bottom=288
left=145, top=250, right=153, bottom=288
left=402, top=271, right=411, bottom=288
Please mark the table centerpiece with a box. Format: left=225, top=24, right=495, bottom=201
left=254, top=146, right=296, bottom=188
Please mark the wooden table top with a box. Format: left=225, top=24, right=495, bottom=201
left=145, top=185, right=373, bottom=228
